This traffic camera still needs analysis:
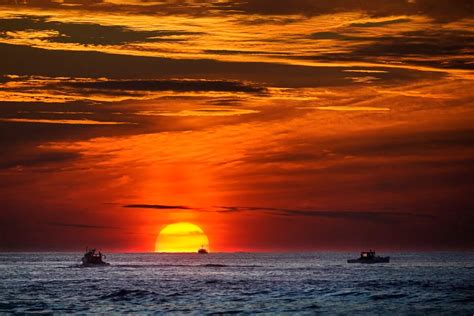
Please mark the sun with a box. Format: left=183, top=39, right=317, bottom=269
left=155, top=222, right=209, bottom=253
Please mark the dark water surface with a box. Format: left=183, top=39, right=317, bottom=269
left=0, top=252, right=473, bottom=314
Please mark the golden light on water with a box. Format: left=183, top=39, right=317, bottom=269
left=155, top=222, right=209, bottom=253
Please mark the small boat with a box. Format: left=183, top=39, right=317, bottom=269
left=347, top=250, right=390, bottom=264
left=81, top=248, right=110, bottom=266
left=198, top=246, right=208, bottom=254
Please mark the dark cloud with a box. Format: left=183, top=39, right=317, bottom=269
left=0, top=43, right=440, bottom=88
left=203, top=49, right=289, bottom=56
left=214, top=206, right=435, bottom=223
left=334, top=128, right=474, bottom=157
left=1, top=0, right=472, bottom=21
left=235, top=17, right=302, bottom=25
left=306, top=29, right=474, bottom=70
left=0, top=102, right=141, bottom=150
left=0, top=0, right=223, bottom=17
left=62, top=79, right=267, bottom=93
left=355, top=32, right=474, bottom=57
left=47, top=222, right=121, bottom=229
left=123, top=204, right=192, bottom=210
left=205, top=98, right=242, bottom=106
left=0, top=150, right=80, bottom=170
left=227, top=0, right=474, bottom=22
left=122, top=203, right=435, bottom=223
left=0, top=104, right=148, bottom=178
left=309, top=32, right=356, bottom=41
left=0, top=15, right=201, bottom=45
left=280, top=209, right=434, bottom=221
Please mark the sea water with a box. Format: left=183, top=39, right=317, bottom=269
left=0, top=252, right=473, bottom=314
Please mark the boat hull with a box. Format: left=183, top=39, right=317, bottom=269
left=80, top=262, right=110, bottom=267
left=347, top=256, right=390, bottom=264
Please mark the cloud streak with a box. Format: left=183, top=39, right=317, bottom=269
left=214, top=206, right=435, bottom=223
left=349, top=18, right=412, bottom=28
left=227, top=0, right=474, bottom=21
left=0, top=15, right=201, bottom=46
left=0, top=43, right=442, bottom=92
left=122, top=204, right=435, bottom=223
left=123, top=204, right=192, bottom=210
left=0, top=118, right=135, bottom=125
left=0, top=75, right=268, bottom=103
left=306, top=29, right=474, bottom=70
left=6, top=0, right=473, bottom=22
left=47, top=222, right=121, bottom=229
left=0, top=150, right=80, bottom=170
left=63, top=79, right=267, bottom=94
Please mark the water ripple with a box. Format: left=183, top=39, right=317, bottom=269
left=0, top=252, right=473, bottom=313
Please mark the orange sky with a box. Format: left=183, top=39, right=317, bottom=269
left=0, top=0, right=473, bottom=252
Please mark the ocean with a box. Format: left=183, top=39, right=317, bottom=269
left=0, top=252, right=473, bottom=314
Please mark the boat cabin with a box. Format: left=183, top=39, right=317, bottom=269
left=198, top=245, right=208, bottom=254
left=360, top=250, right=376, bottom=259
left=82, top=248, right=107, bottom=265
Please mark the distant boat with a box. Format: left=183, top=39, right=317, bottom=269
left=81, top=248, right=110, bottom=266
left=198, top=246, right=208, bottom=254
left=347, top=250, right=390, bottom=264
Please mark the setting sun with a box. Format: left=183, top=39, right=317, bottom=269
left=155, top=222, right=209, bottom=253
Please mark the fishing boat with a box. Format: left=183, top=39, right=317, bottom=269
left=347, top=250, right=390, bottom=264
left=198, top=246, right=208, bottom=254
left=81, top=248, right=110, bottom=266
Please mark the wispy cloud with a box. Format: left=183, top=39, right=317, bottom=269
left=14, top=0, right=470, bottom=22
left=306, top=29, right=474, bottom=70
left=0, top=43, right=442, bottom=94
left=47, top=222, right=121, bottom=229
left=213, top=206, right=435, bottom=223
left=315, top=106, right=390, bottom=111
left=0, top=75, right=268, bottom=103
left=0, top=150, right=80, bottom=170
left=137, top=108, right=259, bottom=117
left=350, top=18, right=411, bottom=28
left=225, top=0, right=473, bottom=21
left=123, top=204, right=192, bottom=210
left=0, top=118, right=134, bottom=125
left=64, top=79, right=267, bottom=94
left=122, top=204, right=435, bottom=223
left=0, top=15, right=201, bottom=46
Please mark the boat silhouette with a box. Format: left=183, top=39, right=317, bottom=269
left=81, top=248, right=110, bottom=266
left=347, top=250, right=390, bottom=264
left=198, top=245, right=208, bottom=254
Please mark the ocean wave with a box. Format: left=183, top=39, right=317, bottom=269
left=208, top=310, right=244, bottom=315
left=100, top=289, right=156, bottom=301
left=370, top=293, right=407, bottom=300
left=0, top=302, right=16, bottom=311
left=304, top=303, right=321, bottom=310
left=201, top=264, right=228, bottom=267
left=451, top=298, right=474, bottom=303
left=75, top=263, right=266, bottom=269
left=330, top=290, right=366, bottom=297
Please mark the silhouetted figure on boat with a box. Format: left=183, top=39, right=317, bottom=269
left=347, top=250, right=390, bottom=264
left=81, top=248, right=109, bottom=266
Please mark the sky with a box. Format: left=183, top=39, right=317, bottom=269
left=0, top=0, right=473, bottom=252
